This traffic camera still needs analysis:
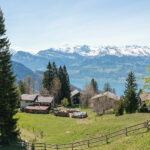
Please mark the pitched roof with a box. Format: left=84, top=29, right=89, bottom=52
left=21, top=94, right=53, bottom=103
left=140, top=93, right=150, bottom=102
left=21, top=94, right=38, bottom=101
left=71, top=90, right=80, bottom=97
left=36, top=96, right=54, bottom=103
left=91, top=91, right=120, bottom=101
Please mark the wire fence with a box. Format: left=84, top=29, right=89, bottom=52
left=12, top=120, right=150, bottom=150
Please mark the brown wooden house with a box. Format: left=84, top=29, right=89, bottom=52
left=91, top=92, right=120, bottom=114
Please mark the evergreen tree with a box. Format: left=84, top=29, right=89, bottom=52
left=115, top=99, right=124, bottom=116
left=0, top=9, right=19, bottom=144
left=103, top=82, right=111, bottom=92
left=42, top=61, right=53, bottom=92
left=62, top=65, right=71, bottom=105
left=58, top=66, right=64, bottom=102
left=124, top=71, right=138, bottom=113
left=18, top=80, right=27, bottom=94
left=90, top=78, right=98, bottom=94
left=124, top=89, right=138, bottom=113
left=58, top=66, right=71, bottom=105
left=52, top=62, right=58, bottom=78
left=124, top=71, right=137, bottom=94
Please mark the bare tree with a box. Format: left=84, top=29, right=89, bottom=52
left=50, top=77, right=62, bottom=107
left=80, top=83, right=97, bottom=108
left=39, top=88, right=49, bottom=96
left=23, top=76, right=35, bottom=94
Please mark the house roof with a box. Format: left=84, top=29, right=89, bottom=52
left=71, top=90, right=80, bottom=97
left=140, top=93, right=150, bottom=102
left=25, top=106, right=49, bottom=111
left=91, top=91, right=120, bottom=101
left=36, top=96, right=54, bottom=103
left=21, top=94, right=38, bottom=101
left=21, top=94, right=53, bottom=103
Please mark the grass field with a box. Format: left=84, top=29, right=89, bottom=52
left=2, top=109, right=150, bottom=150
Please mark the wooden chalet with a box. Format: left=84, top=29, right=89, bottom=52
left=20, top=94, right=54, bottom=113
left=91, top=91, right=120, bottom=113
left=71, top=89, right=80, bottom=105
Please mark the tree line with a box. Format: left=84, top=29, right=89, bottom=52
left=18, top=61, right=71, bottom=106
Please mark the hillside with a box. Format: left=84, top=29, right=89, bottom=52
left=12, top=61, right=40, bottom=81
left=11, top=45, right=150, bottom=95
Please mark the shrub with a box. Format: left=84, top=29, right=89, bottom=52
left=139, top=102, right=148, bottom=112
left=115, top=99, right=124, bottom=116
left=61, top=98, right=69, bottom=107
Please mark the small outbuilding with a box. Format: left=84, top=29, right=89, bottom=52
left=71, top=89, right=80, bottom=105
left=91, top=92, right=120, bottom=114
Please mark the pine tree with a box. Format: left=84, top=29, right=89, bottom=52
left=18, top=80, right=27, bottom=94
left=115, top=99, right=124, bottom=116
left=124, top=71, right=138, bottom=113
left=0, top=9, right=19, bottom=144
left=103, top=82, right=111, bottom=92
left=58, top=66, right=64, bottom=102
left=124, top=89, right=138, bottom=113
left=52, top=62, right=58, bottom=78
left=58, top=66, right=71, bottom=105
left=124, top=71, right=137, bottom=94
left=62, top=65, right=71, bottom=105
left=90, top=78, right=98, bottom=94
left=42, top=61, right=54, bottom=92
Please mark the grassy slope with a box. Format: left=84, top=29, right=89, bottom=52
left=15, top=109, right=150, bottom=150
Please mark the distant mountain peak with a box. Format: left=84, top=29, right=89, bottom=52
left=12, top=45, right=150, bottom=57
left=35, top=45, right=150, bottom=57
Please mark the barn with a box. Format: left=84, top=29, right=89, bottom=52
left=20, top=94, right=54, bottom=113
left=91, top=92, right=120, bottom=114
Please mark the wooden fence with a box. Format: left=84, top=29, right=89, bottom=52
left=17, top=120, right=150, bottom=150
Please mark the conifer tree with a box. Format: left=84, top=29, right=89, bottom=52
left=103, top=82, right=111, bottom=92
left=124, top=71, right=137, bottom=94
left=18, top=80, right=27, bottom=94
left=62, top=66, right=71, bottom=105
left=52, top=62, right=58, bottom=78
left=43, top=61, right=53, bottom=92
left=124, top=71, right=138, bottom=113
left=58, top=66, right=64, bottom=102
left=90, top=78, right=98, bottom=94
left=0, top=9, right=19, bottom=144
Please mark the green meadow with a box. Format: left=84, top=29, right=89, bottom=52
left=2, top=109, right=150, bottom=150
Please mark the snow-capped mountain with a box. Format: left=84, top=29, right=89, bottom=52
left=35, top=45, right=150, bottom=57
left=11, top=45, right=150, bottom=95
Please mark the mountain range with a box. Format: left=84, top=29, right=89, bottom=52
left=11, top=45, right=150, bottom=95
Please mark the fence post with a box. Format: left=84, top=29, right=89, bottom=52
left=125, top=128, right=128, bottom=136
left=72, top=143, right=74, bottom=150
left=106, top=135, right=108, bottom=144
left=44, top=143, right=47, bottom=150
left=147, top=120, right=149, bottom=130
left=88, top=140, right=90, bottom=148
left=56, top=144, right=59, bottom=150
left=31, top=143, right=35, bottom=150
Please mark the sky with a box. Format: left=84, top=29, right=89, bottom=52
left=0, top=0, right=150, bottom=53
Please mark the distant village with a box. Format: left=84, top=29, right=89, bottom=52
left=18, top=60, right=150, bottom=118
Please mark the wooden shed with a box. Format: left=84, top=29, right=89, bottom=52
left=71, top=89, right=80, bottom=105
left=91, top=92, right=120, bottom=113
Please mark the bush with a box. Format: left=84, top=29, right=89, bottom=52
left=139, top=103, right=148, bottom=112
left=115, top=99, right=124, bottom=116
left=61, top=98, right=69, bottom=107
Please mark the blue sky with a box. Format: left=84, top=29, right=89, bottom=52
left=0, top=0, right=150, bottom=52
